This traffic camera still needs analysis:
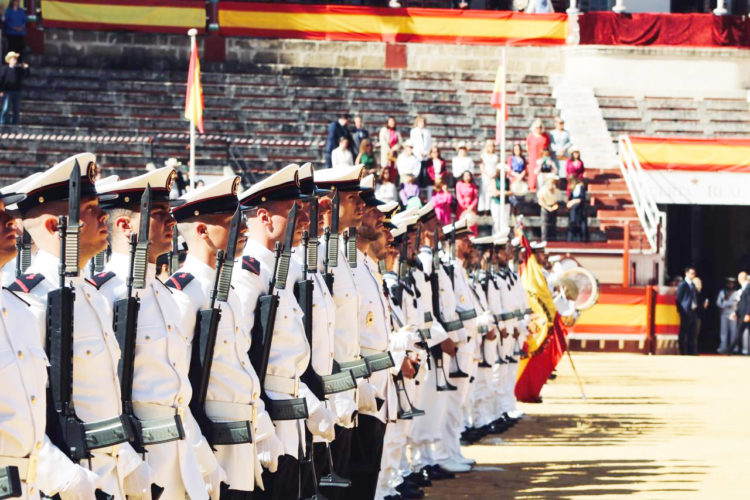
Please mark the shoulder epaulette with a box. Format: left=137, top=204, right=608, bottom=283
left=166, top=272, right=195, bottom=291
left=85, top=271, right=117, bottom=290
left=242, top=256, right=261, bottom=276
left=8, top=273, right=45, bottom=293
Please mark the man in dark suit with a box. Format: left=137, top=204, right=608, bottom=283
left=676, top=267, right=698, bottom=355
left=734, top=271, right=750, bottom=354
left=351, top=114, right=369, bottom=157
left=325, top=113, right=353, bottom=168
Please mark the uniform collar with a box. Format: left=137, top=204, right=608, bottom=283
left=182, top=253, right=215, bottom=283
left=243, top=238, right=275, bottom=270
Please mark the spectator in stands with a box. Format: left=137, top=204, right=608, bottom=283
left=399, top=174, right=421, bottom=209
left=325, top=113, right=353, bottom=168
left=526, top=118, right=550, bottom=191
left=396, top=140, right=421, bottom=181
left=375, top=168, right=398, bottom=205
left=379, top=116, right=402, bottom=177
left=452, top=0, right=471, bottom=8
left=426, top=145, right=448, bottom=199
left=676, top=267, right=699, bottom=355
left=549, top=117, right=572, bottom=173
left=356, top=138, right=377, bottom=175
left=452, top=142, right=474, bottom=184
left=331, top=136, right=354, bottom=168
left=351, top=114, right=369, bottom=156
left=195, top=179, right=206, bottom=189
left=537, top=174, right=559, bottom=241
left=409, top=115, right=432, bottom=184
left=716, top=277, right=739, bottom=354
left=525, top=0, right=554, bottom=13
left=3, top=0, right=27, bottom=59
left=432, top=178, right=454, bottom=226
left=486, top=164, right=510, bottom=234
left=534, top=148, right=556, bottom=189
left=455, top=170, right=478, bottom=226
left=565, top=147, right=585, bottom=184
left=479, top=139, right=499, bottom=214
left=508, top=142, right=527, bottom=213
left=0, top=50, right=27, bottom=126
left=566, top=176, right=587, bottom=242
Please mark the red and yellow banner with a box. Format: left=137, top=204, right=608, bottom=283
left=630, top=136, right=750, bottom=173
left=218, top=3, right=567, bottom=46
left=42, top=0, right=205, bottom=33
left=569, top=285, right=679, bottom=337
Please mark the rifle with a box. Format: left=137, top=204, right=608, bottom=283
left=0, top=466, right=21, bottom=499
left=344, top=227, right=357, bottom=269
left=427, top=229, right=456, bottom=392
left=168, top=226, right=180, bottom=275
left=15, top=229, right=31, bottom=278
left=323, top=191, right=339, bottom=293
left=250, top=203, right=308, bottom=421
left=189, top=206, right=250, bottom=447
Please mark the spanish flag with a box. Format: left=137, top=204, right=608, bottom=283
left=184, top=35, right=204, bottom=134
left=514, top=232, right=567, bottom=402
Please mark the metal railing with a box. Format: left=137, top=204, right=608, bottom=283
left=617, top=134, right=666, bottom=255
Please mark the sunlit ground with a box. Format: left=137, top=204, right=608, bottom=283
left=426, top=352, right=750, bottom=499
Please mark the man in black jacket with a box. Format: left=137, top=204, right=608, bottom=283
left=325, top=113, right=353, bottom=168
left=675, top=267, right=698, bottom=355
left=0, top=51, right=29, bottom=125
left=734, top=271, right=750, bottom=354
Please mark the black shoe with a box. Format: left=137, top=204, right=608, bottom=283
left=422, top=465, right=451, bottom=480
left=431, top=464, right=456, bottom=480
left=405, top=472, right=431, bottom=488
left=396, top=482, right=425, bottom=499
left=384, top=495, right=403, bottom=500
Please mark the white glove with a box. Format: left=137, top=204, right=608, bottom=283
left=357, top=381, right=378, bottom=414
left=58, top=466, right=97, bottom=500
left=122, top=461, right=152, bottom=500
left=256, top=432, right=284, bottom=473
left=204, top=464, right=227, bottom=500
left=329, top=392, right=357, bottom=427
left=306, top=405, right=336, bottom=442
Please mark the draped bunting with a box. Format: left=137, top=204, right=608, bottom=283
left=630, top=136, right=750, bottom=173
left=42, top=0, right=205, bottom=33
left=579, top=12, right=750, bottom=48
left=218, top=3, right=568, bottom=46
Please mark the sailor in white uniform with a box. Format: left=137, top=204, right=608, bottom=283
left=168, top=176, right=283, bottom=499
left=94, top=167, right=226, bottom=499
left=11, top=154, right=151, bottom=499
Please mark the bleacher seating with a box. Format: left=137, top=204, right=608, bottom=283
left=1, top=62, right=625, bottom=242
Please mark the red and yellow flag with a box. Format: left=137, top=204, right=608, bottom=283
left=514, top=231, right=567, bottom=402
left=184, top=36, right=204, bottom=133
left=490, top=59, right=508, bottom=143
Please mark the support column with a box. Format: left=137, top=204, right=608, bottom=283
left=566, top=0, right=580, bottom=45
left=713, top=0, right=728, bottom=15
left=612, top=0, right=626, bottom=14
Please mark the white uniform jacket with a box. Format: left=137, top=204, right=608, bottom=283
left=233, top=240, right=320, bottom=458
left=415, top=247, right=449, bottom=348
left=16, top=250, right=144, bottom=499
left=169, top=254, right=272, bottom=491
left=0, top=287, right=84, bottom=499
left=98, top=253, right=221, bottom=499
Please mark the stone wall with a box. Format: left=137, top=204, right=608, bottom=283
left=39, top=28, right=565, bottom=75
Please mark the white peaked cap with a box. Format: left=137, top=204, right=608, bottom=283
left=239, top=163, right=301, bottom=207
left=96, top=166, right=177, bottom=208
left=171, top=175, right=240, bottom=222
left=313, top=165, right=364, bottom=192
left=377, top=201, right=400, bottom=214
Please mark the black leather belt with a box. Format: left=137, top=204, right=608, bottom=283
left=478, top=326, right=489, bottom=334
left=322, top=371, right=357, bottom=395
left=83, top=415, right=133, bottom=450
left=418, top=328, right=432, bottom=340
left=0, top=466, right=20, bottom=499
left=443, top=319, right=463, bottom=332
left=211, top=421, right=252, bottom=445
left=140, top=415, right=185, bottom=446
left=363, top=352, right=395, bottom=373
left=423, top=312, right=433, bottom=323
left=456, top=309, right=477, bottom=321
left=336, top=359, right=372, bottom=379
left=266, top=397, right=309, bottom=421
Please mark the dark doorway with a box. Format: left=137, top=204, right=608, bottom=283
left=665, top=204, right=750, bottom=352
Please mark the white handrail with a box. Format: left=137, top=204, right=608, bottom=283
left=617, top=135, right=666, bottom=254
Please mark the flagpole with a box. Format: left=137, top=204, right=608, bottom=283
left=188, top=28, right=197, bottom=191
left=499, top=45, right=508, bottom=230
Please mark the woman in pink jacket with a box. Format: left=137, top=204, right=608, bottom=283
left=455, top=170, right=479, bottom=233
left=432, top=177, right=454, bottom=226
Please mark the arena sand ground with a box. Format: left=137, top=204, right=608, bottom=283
left=427, top=353, right=750, bottom=499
